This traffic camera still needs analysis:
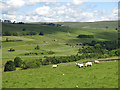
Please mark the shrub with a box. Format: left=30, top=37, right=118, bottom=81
left=6, top=38, right=9, bottom=42
left=47, top=51, right=55, bottom=54
left=14, top=57, right=23, bottom=67
left=35, top=45, right=40, bottom=50
left=21, top=60, right=41, bottom=69
left=21, top=62, right=27, bottom=69
left=29, top=31, right=37, bottom=35
left=39, top=32, right=44, bottom=35
left=3, top=31, right=12, bottom=36
left=77, top=35, right=94, bottom=38
left=115, top=49, right=120, bottom=56
left=41, top=59, right=49, bottom=65
left=35, top=53, right=38, bottom=55
left=8, top=48, right=15, bottom=52
left=4, top=61, right=16, bottom=72
left=22, top=28, right=26, bottom=31
left=13, top=32, right=18, bottom=36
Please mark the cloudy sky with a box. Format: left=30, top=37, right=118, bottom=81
left=0, top=0, right=119, bottom=22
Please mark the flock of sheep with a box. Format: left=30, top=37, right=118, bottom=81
left=52, top=60, right=100, bottom=68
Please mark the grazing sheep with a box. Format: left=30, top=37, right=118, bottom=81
left=75, top=62, right=78, bottom=66
left=85, top=62, right=92, bottom=67
left=52, top=65, right=58, bottom=68
left=94, top=60, right=100, bottom=64
left=75, top=63, right=83, bottom=68
left=77, top=63, right=84, bottom=68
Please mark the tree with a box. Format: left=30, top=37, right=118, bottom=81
left=14, top=57, right=23, bottom=67
left=29, top=31, right=37, bottom=35
left=13, top=32, right=18, bottom=36
left=22, top=28, right=26, bottom=31
left=115, top=49, right=120, bottom=56
left=94, top=44, right=102, bottom=49
left=8, top=48, right=15, bottom=52
left=3, top=31, right=12, bottom=36
left=6, top=38, right=9, bottom=42
left=4, top=61, right=16, bottom=72
left=21, top=61, right=28, bottom=69
left=39, top=32, right=44, bottom=35
left=105, top=26, right=108, bottom=29
left=35, top=45, right=40, bottom=50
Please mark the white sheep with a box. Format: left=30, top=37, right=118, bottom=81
left=94, top=60, right=100, bottom=64
left=77, top=63, right=84, bottom=68
left=75, top=63, right=84, bottom=68
left=52, top=65, right=58, bottom=68
left=75, top=62, right=78, bottom=66
left=85, top=62, right=92, bottom=67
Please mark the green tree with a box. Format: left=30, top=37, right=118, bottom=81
left=35, top=45, right=40, bottom=50
left=8, top=48, right=15, bottom=52
left=13, top=32, right=18, bottom=36
left=4, top=61, right=16, bottom=72
left=3, top=31, right=12, bottom=36
left=39, top=32, right=44, bottom=35
left=115, top=49, right=120, bottom=56
left=94, top=44, right=102, bottom=49
left=14, top=57, right=23, bottom=67
left=6, top=38, right=9, bottom=42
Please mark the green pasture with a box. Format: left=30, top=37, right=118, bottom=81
left=2, top=21, right=118, bottom=88
left=2, top=61, right=118, bottom=88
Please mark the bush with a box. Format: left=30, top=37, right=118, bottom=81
left=47, top=51, right=55, bottom=54
left=77, top=35, right=94, bottom=38
left=6, top=38, right=9, bottom=42
left=14, top=57, right=23, bottom=67
left=35, top=45, right=40, bottom=50
left=21, top=60, right=41, bottom=69
left=22, top=28, right=26, bottom=31
left=39, top=32, right=44, bottom=35
left=3, top=31, right=12, bottom=36
left=13, top=32, right=18, bottom=36
left=4, top=61, right=16, bottom=72
left=21, top=62, right=27, bottom=69
left=29, top=31, right=37, bottom=35
left=8, top=48, right=15, bottom=52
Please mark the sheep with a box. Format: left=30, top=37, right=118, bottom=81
left=75, top=63, right=84, bottom=68
left=94, top=60, right=100, bottom=64
left=77, top=63, right=84, bottom=68
left=75, top=62, right=78, bottom=66
left=52, top=65, right=58, bottom=68
left=85, top=62, right=92, bottom=67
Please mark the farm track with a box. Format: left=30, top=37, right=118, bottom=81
left=97, top=57, right=120, bottom=61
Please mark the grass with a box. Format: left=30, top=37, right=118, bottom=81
left=2, top=61, right=118, bottom=88
left=2, top=21, right=118, bottom=88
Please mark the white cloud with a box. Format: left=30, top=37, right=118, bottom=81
left=1, top=1, right=118, bottom=22
left=2, top=14, right=16, bottom=21
left=6, top=0, right=25, bottom=8
left=25, top=0, right=57, bottom=6
left=34, top=6, right=51, bottom=15
left=73, top=0, right=87, bottom=5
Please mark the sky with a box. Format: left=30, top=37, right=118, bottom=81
left=0, top=0, right=119, bottom=22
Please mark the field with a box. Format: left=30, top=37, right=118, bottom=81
left=2, top=21, right=118, bottom=63
left=1, top=21, right=119, bottom=88
left=2, top=61, right=118, bottom=88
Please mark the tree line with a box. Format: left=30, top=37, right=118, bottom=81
left=2, top=31, right=44, bottom=36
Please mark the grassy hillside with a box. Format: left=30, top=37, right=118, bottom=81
left=2, top=21, right=118, bottom=64
left=2, top=61, right=118, bottom=88
left=2, top=21, right=118, bottom=88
